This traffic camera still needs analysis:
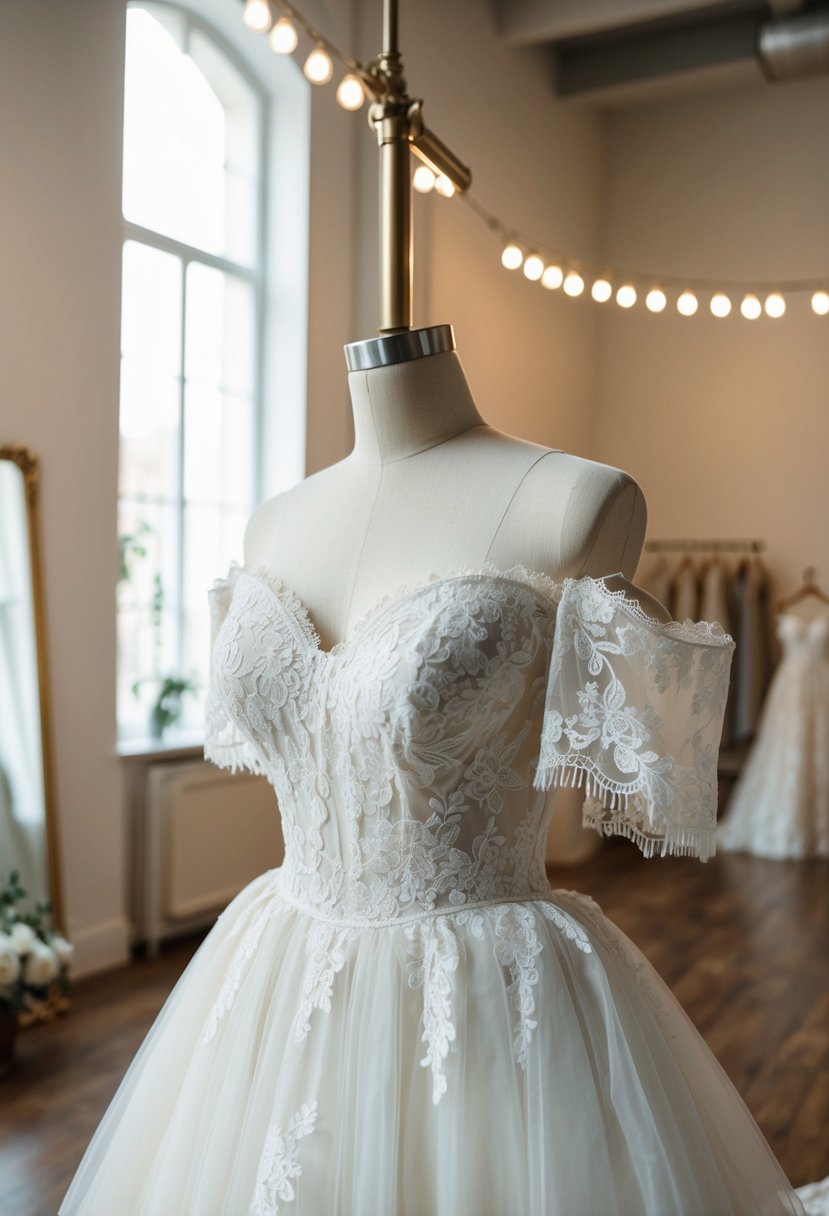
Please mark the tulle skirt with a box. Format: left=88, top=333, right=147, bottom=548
left=59, top=869, right=803, bottom=1216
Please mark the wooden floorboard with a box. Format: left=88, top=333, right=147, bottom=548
left=1, top=843, right=827, bottom=1215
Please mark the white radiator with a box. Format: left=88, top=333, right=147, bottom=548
left=135, top=759, right=283, bottom=954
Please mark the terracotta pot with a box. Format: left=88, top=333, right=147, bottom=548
left=0, top=1008, right=18, bottom=1078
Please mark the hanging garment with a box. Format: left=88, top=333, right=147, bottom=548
left=60, top=563, right=805, bottom=1216
left=732, top=557, right=773, bottom=742
left=641, top=554, right=672, bottom=611
left=719, top=610, right=829, bottom=859
left=700, top=557, right=735, bottom=745
left=671, top=556, right=699, bottom=622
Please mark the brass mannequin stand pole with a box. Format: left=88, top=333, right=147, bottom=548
left=345, top=0, right=471, bottom=368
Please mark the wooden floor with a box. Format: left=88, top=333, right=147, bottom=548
left=2, top=843, right=827, bottom=1215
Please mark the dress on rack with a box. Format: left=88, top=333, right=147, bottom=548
left=719, top=611, right=829, bottom=859
left=59, top=562, right=805, bottom=1216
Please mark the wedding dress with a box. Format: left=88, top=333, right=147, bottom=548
left=719, top=612, right=829, bottom=859
left=59, top=562, right=806, bottom=1215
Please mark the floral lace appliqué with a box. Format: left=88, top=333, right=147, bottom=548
left=406, top=917, right=460, bottom=1105
left=249, top=1100, right=318, bottom=1216
left=200, top=875, right=283, bottom=1046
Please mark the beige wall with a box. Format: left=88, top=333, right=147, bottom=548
left=0, top=1, right=130, bottom=973
left=594, top=78, right=829, bottom=592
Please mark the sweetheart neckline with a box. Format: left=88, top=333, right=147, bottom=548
left=223, top=560, right=732, bottom=659
left=235, top=562, right=565, bottom=659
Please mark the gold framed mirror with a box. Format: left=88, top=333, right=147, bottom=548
left=0, top=445, right=64, bottom=934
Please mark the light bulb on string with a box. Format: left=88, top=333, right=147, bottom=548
left=616, top=284, right=637, bottom=309
left=304, top=45, right=333, bottom=84
left=243, top=0, right=272, bottom=31
left=523, top=255, right=544, bottom=282
left=591, top=279, right=612, bottom=303
left=501, top=243, right=524, bottom=271
left=269, top=17, right=297, bottom=53
left=563, top=271, right=585, bottom=297
left=710, top=293, right=731, bottom=318
left=740, top=294, right=761, bottom=320
left=434, top=175, right=456, bottom=198
left=677, top=291, right=698, bottom=316
left=541, top=265, right=563, bottom=290
left=764, top=292, right=786, bottom=318
left=645, top=288, right=666, bottom=313
left=811, top=290, right=829, bottom=316
left=413, top=165, right=436, bottom=193
left=336, top=74, right=365, bottom=110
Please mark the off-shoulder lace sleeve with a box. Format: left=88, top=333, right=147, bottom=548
left=533, top=575, right=735, bottom=861
left=203, top=564, right=269, bottom=777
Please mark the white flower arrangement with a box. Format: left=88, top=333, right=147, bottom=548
left=0, top=869, right=73, bottom=1018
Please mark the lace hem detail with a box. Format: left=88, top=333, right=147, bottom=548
left=534, top=758, right=717, bottom=860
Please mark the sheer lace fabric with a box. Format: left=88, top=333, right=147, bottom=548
left=60, top=561, right=806, bottom=1216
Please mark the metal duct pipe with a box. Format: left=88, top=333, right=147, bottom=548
left=758, top=9, right=829, bottom=81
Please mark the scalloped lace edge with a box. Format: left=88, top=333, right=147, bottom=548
left=214, top=558, right=732, bottom=658
left=533, top=758, right=717, bottom=861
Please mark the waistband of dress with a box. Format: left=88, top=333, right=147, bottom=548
left=277, top=880, right=558, bottom=930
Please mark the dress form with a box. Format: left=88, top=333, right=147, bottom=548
left=244, top=347, right=668, bottom=652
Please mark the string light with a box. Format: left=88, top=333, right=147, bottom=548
left=241, top=0, right=829, bottom=320
left=243, top=0, right=272, bottom=32
left=501, top=243, right=524, bottom=271
left=710, top=293, right=732, bottom=318
left=269, top=17, right=298, bottom=54
left=413, top=165, right=436, bottom=193
left=563, top=272, right=585, bottom=297
left=740, top=294, right=762, bottom=320
left=304, top=45, right=333, bottom=84
left=336, top=74, right=365, bottom=110
left=434, top=174, right=456, bottom=198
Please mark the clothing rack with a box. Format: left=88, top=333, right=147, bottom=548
left=644, top=539, right=765, bottom=554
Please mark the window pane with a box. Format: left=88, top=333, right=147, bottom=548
left=185, top=262, right=255, bottom=396
left=117, top=499, right=179, bottom=734
left=119, top=241, right=182, bottom=500
left=189, top=28, right=259, bottom=267
left=184, top=386, right=254, bottom=508
left=123, top=5, right=259, bottom=265
left=179, top=504, right=248, bottom=729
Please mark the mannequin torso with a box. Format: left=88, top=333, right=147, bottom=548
left=245, top=350, right=667, bottom=651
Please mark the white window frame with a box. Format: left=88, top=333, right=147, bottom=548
left=118, top=1, right=268, bottom=741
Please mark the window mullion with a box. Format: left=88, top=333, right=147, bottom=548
left=175, top=253, right=188, bottom=682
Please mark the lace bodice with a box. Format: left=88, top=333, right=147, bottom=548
left=777, top=612, right=829, bottom=661
left=205, top=561, right=734, bottom=926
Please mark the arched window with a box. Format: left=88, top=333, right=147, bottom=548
left=117, top=2, right=265, bottom=740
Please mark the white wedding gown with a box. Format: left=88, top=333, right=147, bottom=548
left=719, top=611, right=829, bottom=858
left=60, top=563, right=807, bottom=1215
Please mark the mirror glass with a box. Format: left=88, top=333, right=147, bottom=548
left=0, top=456, right=50, bottom=911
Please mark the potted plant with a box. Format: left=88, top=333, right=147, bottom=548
left=129, top=573, right=199, bottom=738
left=0, top=869, right=74, bottom=1076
